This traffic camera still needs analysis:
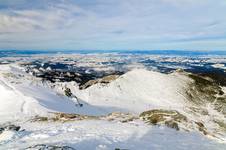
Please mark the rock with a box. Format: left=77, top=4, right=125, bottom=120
left=165, top=121, right=179, bottom=131
left=80, top=80, right=97, bottom=89
left=54, top=113, right=87, bottom=121
left=80, top=74, right=119, bottom=89
left=140, top=109, right=187, bottom=122
left=31, top=112, right=137, bottom=123
left=31, top=116, right=49, bottom=122
left=25, top=144, right=76, bottom=150
left=64, top=87, right=72, bottom=97
left=31, top=113, right=98, bottom=122
left=140, top=109, right=187, bottom=130
left=195, top=122, right=208, bottom=135
left=187, top=73, right=226, bottom=115
left=0, top=124, right=21, bottom=134
left=102, top=112, right=138, bottom=123
left=0, top=127, right=4, bottom=134
left=6, top=125, right=20, bottom=131
left=145, top=114, right=164, bottom=125
left=219, top=90, right=224, bottom=95
left=195, top=122, right=204, bottom=128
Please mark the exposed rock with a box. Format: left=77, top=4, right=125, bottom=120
left=214, top=120, right=226, bottom=132
left=31, top=112, right=137, bottom=123
left=80, top=74, right=120, bottom=89
left=187, top=74, right=220, bottom=104
left=101, top=112, right=138, bottom=123
left=165, top=121, right=179, bottom=131
left=219, top=90, right=224, bottom=96
left=25, top=144, right=75, bottom=150
left=5, top=125, right=20, bottom=131
left=64, top=87, right=72, bottom=97
left=195, top=122, right=208, bottom=135
left=140, top=109, right=217, bottom=137
left=115, top=148, right=129, bottom=150
left=63, top=87, right=83, bottom=107
left=140, top=109, right=187, bottom=130
left=187, top=73, right=226, bottom=115
left=0, top=127, right=4, bottom=134
left=31, top=116, right=49, bottom=122
left=54, top=112, right=96, bottom=121
left=0, top=124, right=21, bottom=134
left=31, top=113, right=98, bottom=122
left=140, top=109, right=187, bottom=122
left=188, top=107, right=209, bottom=116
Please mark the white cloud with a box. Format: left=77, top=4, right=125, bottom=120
left=0, top=0, right=226, bottom=50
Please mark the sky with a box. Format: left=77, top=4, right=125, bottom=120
left=0, top=0, right=226, bottom=51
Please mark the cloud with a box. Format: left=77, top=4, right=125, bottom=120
left=0, top=0, right=226, bottom=50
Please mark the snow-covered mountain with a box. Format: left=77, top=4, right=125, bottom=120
left=0, top=62, right=226, bottom=149
left=55, top=68, right=226, bottom=141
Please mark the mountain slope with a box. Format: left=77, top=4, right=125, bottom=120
left=70, top=69, right=191, bottom=113
left=0, top=64, right=226, bottom=146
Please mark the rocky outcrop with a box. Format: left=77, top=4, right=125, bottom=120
left=31, top=112, right=137, bottom=123
left=25, top=144, right=75, bottom=150
left=139, top=108, right=225, bottom=140
left=0, top=124, right=21, bottom=134
left=79, top=74, right=120, bottom=89
left=31, top=113, right=98, bottom=122
left=187, top=73, right=226, bottom=115
left=101, top=112, right=138, bottom=123
left=139, top=109, right=187, bottom=131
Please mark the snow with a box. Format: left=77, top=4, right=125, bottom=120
left=0, top=65, right=81, bottom=123
left=0, top=130, right=17, bottom=143
left=212, top=64, right=226, bottom=70
left=0, top=81, right=46, bottom=122
left=2, top=120, right=226, bottom=150
left=0, top=64, right=226, bottom=149
left=0, top=64, right=111, bottom=125
left=73, top=69, right=190, bottom=114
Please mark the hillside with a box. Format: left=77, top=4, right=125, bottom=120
left=0, top=64, right=225, bottom=149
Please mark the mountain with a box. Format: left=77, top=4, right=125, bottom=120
left=0, top=63, right=225, bottom=149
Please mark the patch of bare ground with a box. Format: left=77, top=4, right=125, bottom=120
left=30, top=112, right=138, bottom=123
left=139, top=109, right=187, bottom=131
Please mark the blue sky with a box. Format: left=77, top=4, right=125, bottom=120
left=0, top=0, right=226, bottom=51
